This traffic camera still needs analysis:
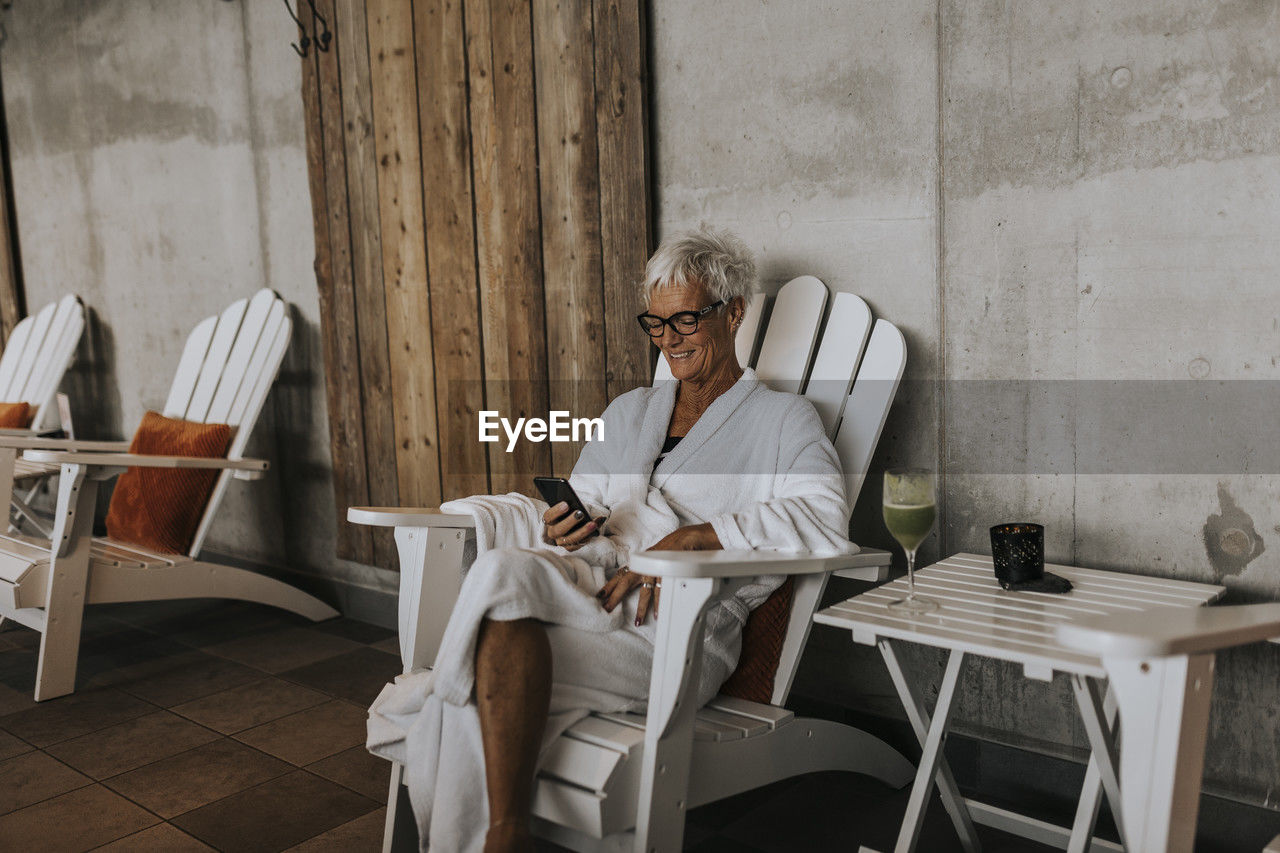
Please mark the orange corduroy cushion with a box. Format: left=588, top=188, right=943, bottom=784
left=719, top=576, right=795, bottom=705
left=105, top=411, right=232, bottom=555
left=0, top=402, right=32, bottom=428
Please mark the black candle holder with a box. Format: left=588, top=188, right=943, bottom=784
left=990, top=523, right=1045, bottom=587
left=988, top=524, right=1072, bottom=592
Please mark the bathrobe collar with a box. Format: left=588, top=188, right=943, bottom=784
left=636, top=368, right=762, bottom=490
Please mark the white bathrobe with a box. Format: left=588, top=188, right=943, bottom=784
left=367, top=368, right=857, bottom=851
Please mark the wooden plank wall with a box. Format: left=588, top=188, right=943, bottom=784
left=300, top=0, right=651, bottom=565
left=0, top=68, right=26, bottom=344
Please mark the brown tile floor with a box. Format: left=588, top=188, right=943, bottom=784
left=0, top=600, right=1057, bottom=852
left=0, top=600, right=397, bottom=852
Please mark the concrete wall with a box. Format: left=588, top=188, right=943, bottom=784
left=3, top=0, right=1277, bottom=814
left=0, top=0, right=396, bottom=614
left=653, top=0, right=1280, bottom=809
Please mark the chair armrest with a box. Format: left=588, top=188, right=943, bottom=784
left=631, top=547, right=890, bottom=579
left=0, top=437, right=131, bottom=452
left=1057, top=603, right=1280, bottom=658
left=22, top=450, right=268, bottom=479
left=347, top=506, right=475, bottom=528
left=0, top=427, right=61, bottom=439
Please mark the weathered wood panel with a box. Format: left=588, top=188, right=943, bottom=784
left=303, top=0, right=651, bottom=561
left=415, top=0, right=490, bottom=500
left=330, top=0, right=400, bottom=568
left=593, top=0, right=653, bottom=398
left=0, top=69, right=24, bottom=343
left=533, top=0, right=609, bottom=474
left=301, top=42, right=374, bottom=563
left=366, top=0, right=443, bottom=508
left=466, top=0, right=552, bottom=494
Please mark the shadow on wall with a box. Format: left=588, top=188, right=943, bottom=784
left=62, top=306, right=123, bottom=440
left=266, top=303, right=339, bottom=568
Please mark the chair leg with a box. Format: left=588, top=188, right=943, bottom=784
left=384, top=761, right=419, bottom=853
left=34, top=467, right=97, bottom=701
left=84, top=562, right=339, bottom=621
left=1, top=445, right=17, bottom=533
left=1104, top=654, right=1214, bottom=853
left=394, top=526, right=467, bottom=672
left=635, top=577, right=720, bottom=853
left=12, top=487, right=53, bottom=537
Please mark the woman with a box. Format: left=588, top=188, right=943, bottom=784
left=368, top=227, right=855, bottom=852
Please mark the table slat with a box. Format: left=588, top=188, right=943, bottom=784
left=815, top=554, right=1224, bottom=678
left=928, top=560, right=1216, bottom=608
left=943, top=554, right=1225, bottom=600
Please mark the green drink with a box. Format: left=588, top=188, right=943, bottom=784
left=883, top=468, right=939, bottom=614
left=883, top=502, right=937, bottom=553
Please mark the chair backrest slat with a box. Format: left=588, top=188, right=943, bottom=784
left=21, top=296, right=85, bottom=428
left=735, top=292, right=767, bottom=370
left=751, top=276, right=827, bottom=395
left=184, top=291, right=292, bottom=556
left=0, top=315, right=35, bottom=401
left=832, top=320, right=907, bottom=504
left=181, top=298, right=249, bottom=423
left=4, top=301, right=57, bottom=405
left=188, top=308, right=291, bottom=555
left=206, top=289, right=277, bottom=426
left=163, top=316, right=219, bottom=419
left=225, top=303, right=289, bottom=457
left=771, top=319, right=906, bottom=706
left=803, top=293, right=872, bottom=435
left=0, top=297, right=85, bottom=430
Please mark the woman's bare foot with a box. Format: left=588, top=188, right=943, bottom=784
left=483, top=817, right=533, bottom=853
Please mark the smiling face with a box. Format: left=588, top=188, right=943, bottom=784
left=645, top=282, right=744, bottom=383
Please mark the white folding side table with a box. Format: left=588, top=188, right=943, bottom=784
left=814, top=552, right=1225, bottom=853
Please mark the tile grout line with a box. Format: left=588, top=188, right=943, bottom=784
left=0, top=608, right=394, bottom=846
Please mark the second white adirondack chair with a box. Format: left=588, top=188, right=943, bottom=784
left=350, top=276, right=915, bottom=852
left=0, top=289, right=338, bottom=701
left=0, top=295, right=86, bottom=532
left=1058, top=604, right=1280, bottom=853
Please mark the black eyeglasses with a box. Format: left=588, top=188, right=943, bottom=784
left=636, top=301, right=724, bottom=337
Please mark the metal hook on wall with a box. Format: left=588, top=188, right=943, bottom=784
left=282, top=0, right=331, bottom=58
left=307, top=0, right=332, bottom=53
left=282, top=0, right=311, bottom=57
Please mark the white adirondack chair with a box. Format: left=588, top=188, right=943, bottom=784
left=1058, top=604, right=1280, bottom=853
left=349, top=276, right=916, bottom=852
left=0, top=289, right=338, bottom=701
left=0, top=295, right=86, bottom=532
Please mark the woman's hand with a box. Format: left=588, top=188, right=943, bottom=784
left=597, top=567, right=661, bottom=626
left=542, top=502, right=605, bottom=551
left=646, top=523, right=721, bottom=553
left=596, top=523, right=722, bottom=625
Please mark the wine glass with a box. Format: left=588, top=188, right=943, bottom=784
left=883, top=468, right=938, bottom=614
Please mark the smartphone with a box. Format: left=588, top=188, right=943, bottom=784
left=534, top=476, right=591, bottom=531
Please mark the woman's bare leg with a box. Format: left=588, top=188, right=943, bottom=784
left=476, top=617, right=552, bottom=853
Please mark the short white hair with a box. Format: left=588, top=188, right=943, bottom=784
left=639, top=227, right=757, bottom=307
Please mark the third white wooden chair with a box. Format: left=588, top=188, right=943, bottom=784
left=0, top=295, right=86, bottom=533
left=350, top=275, right=916, bottom=852
left=0, top=288, right=338, bottom=701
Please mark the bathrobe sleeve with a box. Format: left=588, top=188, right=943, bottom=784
left=568, top=390, right=640, bottom=519
left=708, top=398, right=854, bottom=557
